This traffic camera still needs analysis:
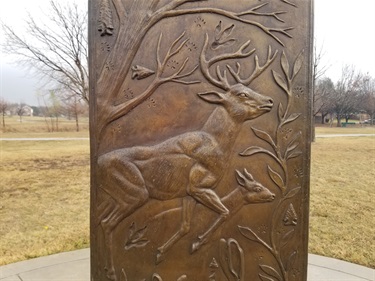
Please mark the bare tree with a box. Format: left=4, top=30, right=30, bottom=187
left=333, top=65, right=364, bottom=127
left=314, top=77, right=335, bottom=124
left=39, top=90, right=63, bottom=132
left=311, top=40, right=330, bottom=140
left=62, top=94, right=87, bottom=132
left=16, top=103, right=27, bottom=123
left=360, top=75, right=375, bottom=125
left=312, top=40, right=330, bottom=83
left=0, top=98, right=10, bottom=128
left=1, top=0, right=89, bottom=103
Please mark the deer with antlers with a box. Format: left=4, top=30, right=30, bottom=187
left=97, top=33, right=277, bottom=280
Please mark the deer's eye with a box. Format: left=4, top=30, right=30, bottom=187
left=238, top=93, right=248, bottom=98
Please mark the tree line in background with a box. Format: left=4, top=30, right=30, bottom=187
left=0, top=94, right=88, bottom=132
left=314, top=67, right=375, bottom=126
left=1, top=0, right=375, bottom=132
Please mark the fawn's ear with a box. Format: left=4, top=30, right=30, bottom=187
left=235, top=169, right=246, bottom=186
left=197, top=91, right=225, bottom=104
left=243, top=168, right=254, bottom=181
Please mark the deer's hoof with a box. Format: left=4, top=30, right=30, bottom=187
left=191, top=240, right=202, bottom=253
left=156, top=249, right=166, bottom=264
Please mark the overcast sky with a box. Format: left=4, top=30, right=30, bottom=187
left=1, top=0, right=375, bottom=106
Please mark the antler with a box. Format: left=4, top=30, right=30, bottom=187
left=227, top=45, right=278, bottom=86
left=200, top=33, right=255, bottom=90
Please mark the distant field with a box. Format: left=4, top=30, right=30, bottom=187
left=0, top=116, right=89, bottom=134
left=0, top=123, right=374, bottom=268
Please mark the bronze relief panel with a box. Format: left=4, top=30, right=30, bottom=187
left=89, top=1, right=313, bottom=280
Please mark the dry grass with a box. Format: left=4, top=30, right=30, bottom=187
left=309, top=136, right=375, bottom=268
left=0, top=125, right=374, bottom=268
left=0, top=140, right=90, bottom=265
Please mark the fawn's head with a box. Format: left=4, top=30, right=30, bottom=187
left=236, top=169, right=275, bottom=203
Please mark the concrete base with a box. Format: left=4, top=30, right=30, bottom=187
left=1, top=249, right=374, bottom=281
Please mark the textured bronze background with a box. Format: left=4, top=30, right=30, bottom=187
left=89, top=1, right=313, bottom=280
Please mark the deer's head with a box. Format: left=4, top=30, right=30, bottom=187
left=198, top=34, right=277, bottom=122
left=236, top=169, right=275, bottom=203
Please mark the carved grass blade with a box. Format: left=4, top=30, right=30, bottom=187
left=285, top=186, right=301, bottom=199
left=268, top=165, right=285, bottom=190
left=252, top=127, right=276, bottom=148
left=272, top=70, right=288, bottom=93
left=259, top=264, right=282, bottom=281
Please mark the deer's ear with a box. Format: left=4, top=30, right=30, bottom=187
left=197, top=91, right=225, bottom=104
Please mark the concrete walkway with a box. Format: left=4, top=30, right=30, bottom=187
left=0, top=249, right=374, bottom=281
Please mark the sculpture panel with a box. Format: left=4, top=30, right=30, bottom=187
left=89, top=1, right=312, bottom=280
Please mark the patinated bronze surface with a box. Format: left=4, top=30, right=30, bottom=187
left=89, top=1, right=313, bottom=280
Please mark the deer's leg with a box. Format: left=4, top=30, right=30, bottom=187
left=187, top=164, right=229, bottom=253
left=156, top=196, right=196, bottom=264
left=98, top=153, right=148, bottom=281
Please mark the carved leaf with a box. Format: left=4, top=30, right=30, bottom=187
left=272, top=70, right=288, bottom=93
left=285, top=186, right=301, bottom=199
left=281, top=229, right=295, bottom=247
left=292, top=50, right=304, bottom=79
left=283, top=113, right=301, bottom=126
left=287, top=151, right=302, bottom=160
left=287, top=142, right=299, bottom=153
left=268, top=165, right=285, bottom=190
left=259, top=273, right=276, bottom=281
left=286, top=251, right=297, bottom=271
left=238, top=226, right=259, bottom=242
left=285, top=140, right=300, bottom=159
left=281, top=51, right=290, bottom=80
left=240, top=146, right=271, bottom=157
left=259, top=264, right=282, bottom=281
left=252, top=127, right=276, bottom=148
left=278, top=103, right=284, bottom=121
